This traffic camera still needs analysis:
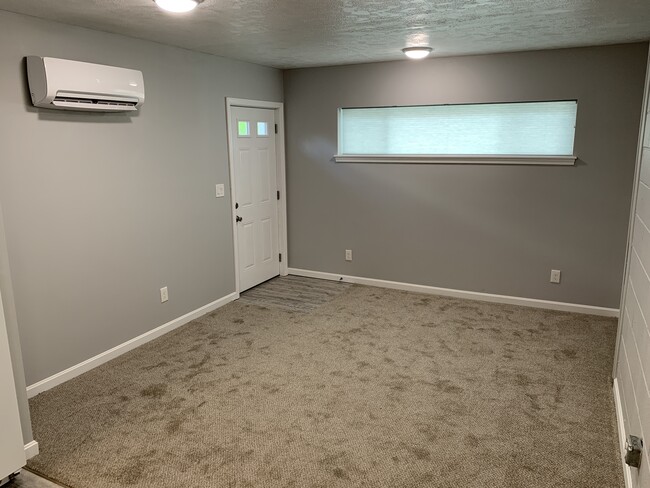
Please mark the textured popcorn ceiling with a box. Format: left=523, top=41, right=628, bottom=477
left=1, top=0, right=650, bottom=68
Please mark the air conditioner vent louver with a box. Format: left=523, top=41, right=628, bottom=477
left=97, top=100, right=137, bottom=107
left=53, top=96, right=137, bottom=108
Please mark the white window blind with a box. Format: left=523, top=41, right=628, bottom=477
left=337, top=101, right=577, bottom=163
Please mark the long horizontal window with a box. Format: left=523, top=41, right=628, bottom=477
left=336, top=100, right=578, bottom=165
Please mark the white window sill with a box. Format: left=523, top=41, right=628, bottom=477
left=332, top=154, right=577, bottom=166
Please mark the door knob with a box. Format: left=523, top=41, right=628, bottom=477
left=236, top=216, right=243, bottom=222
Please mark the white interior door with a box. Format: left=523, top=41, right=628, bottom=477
left=0, top=287, right=26, bottom=479
left=231, top=106, right=280, bottom=292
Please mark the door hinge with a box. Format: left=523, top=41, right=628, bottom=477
left=277, top=190, right=280, bottom=200
left=625, top=435, right=644, bottom=468
left=279, top=253, right=282, bottom=262
left=275, top=124, right=278, bottom=134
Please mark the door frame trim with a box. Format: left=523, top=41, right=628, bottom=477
left=225, top=98, right=288, bottom=294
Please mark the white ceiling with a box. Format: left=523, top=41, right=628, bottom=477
left=2, top=0, right=650, bottom=69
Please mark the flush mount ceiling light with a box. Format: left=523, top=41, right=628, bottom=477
left=154, top=0, right=203, bottom=13
left=402, top=47, right=433, bottom=59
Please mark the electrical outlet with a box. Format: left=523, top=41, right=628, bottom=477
left=215, top=184, right=225, bottom=198
left=160, top=286, right=169, bottom=303
left=550, top=270, right=561, bottom=284
left=345, top=249, right=352, bottom=261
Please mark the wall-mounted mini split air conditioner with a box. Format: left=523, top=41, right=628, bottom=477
left=26, top=56, right=145, bottom=112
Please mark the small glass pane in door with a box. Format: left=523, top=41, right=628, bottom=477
left=238, top=121, right=250, bottom=137
left=257, top=122, right=269, bottom=137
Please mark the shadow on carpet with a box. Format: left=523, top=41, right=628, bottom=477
left=238, top=275, right=352, bottom=312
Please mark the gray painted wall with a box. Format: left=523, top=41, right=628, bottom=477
left=0, top=10, right=283, bottom=391
left=284, top=43, right=648, bottom=309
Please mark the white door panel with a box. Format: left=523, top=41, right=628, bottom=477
left=257, top=149, right=271, bottom=203
left=231, top=107, right=279, bottom=291
left=242, top=221, right=255, bottom=269
left=261, top=218, right=272, bottom=262
left=237, top=149, right=253, bottom=207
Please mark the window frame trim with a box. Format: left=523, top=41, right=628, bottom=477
left=332, top=154, right=577, bottom=165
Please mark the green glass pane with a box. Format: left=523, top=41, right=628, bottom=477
left=238, top=121, right=250, bottom=136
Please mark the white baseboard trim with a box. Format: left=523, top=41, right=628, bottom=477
left=288, top=268, right=619, bottom=317
left=26, top=292, right=239, bottom=398
left=613, top=378, right=634, bottom=488
left=24, top=440, right=39, bottom=460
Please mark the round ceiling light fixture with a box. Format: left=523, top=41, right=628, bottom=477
left=154, top=0, right=203, bottom=13
left=402, top=47, right=433, bottom=59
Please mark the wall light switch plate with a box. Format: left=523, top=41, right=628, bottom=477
left=215, top=184, right=225, bottom=198
left=160, top=286, right=169, bottom=303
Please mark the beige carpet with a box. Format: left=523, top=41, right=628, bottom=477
left=28, top=282, right=623, bottom=487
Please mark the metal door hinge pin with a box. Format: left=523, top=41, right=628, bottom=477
left=625, top=435, right=643, bottom=469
